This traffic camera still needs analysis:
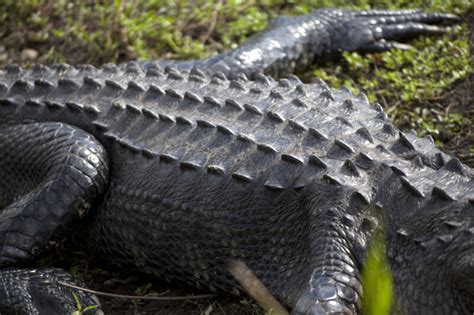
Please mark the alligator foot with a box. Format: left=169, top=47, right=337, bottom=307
left=292, top=273, right=360, bottom=315
left=0, top=267, right=102, bottom=314
left=289, top=204, right=377, bottom=315
left=0, top=122, right=109, bottom=312
left=330, top=9, right=459, bottom=53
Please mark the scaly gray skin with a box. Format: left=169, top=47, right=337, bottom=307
left=0, top=8, right=472, bottom=315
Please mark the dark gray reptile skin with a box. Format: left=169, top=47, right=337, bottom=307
left=0, top=7, right=472, bottom=315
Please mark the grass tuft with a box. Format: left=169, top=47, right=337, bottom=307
left=361, top=232, right=394, bottom=315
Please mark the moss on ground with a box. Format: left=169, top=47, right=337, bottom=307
left=0, top=1, right=472, bottom=314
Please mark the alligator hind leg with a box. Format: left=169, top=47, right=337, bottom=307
left=139, top=8, right=459, bottom=78
left=291, top=206, right=377, bottom=315
left=0, top=122, right=108, bottom=313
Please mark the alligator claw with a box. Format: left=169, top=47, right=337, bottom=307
left=356, top=9, right=460, bottom=24
left=373, top=23, right=447, bottom=41
left=356, top=8, right=423, bottom=16
left=365, top=40, right=413, bottom=52
left=332, top=9, right=459, bottom=53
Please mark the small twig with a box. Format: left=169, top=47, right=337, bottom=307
left=228, top=260, right=289, bottom=315
left=201, top=0, right=222, bottom=44
left=180, top=9, right=199, bottom=33
left=236, top=2, right=255, bottom=15
left=57, top=281, right=215, bottom=301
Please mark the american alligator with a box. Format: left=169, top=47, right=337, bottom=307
left=0, top=7, right=472, bottom=315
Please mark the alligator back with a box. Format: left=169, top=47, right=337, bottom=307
left=1, top=62, right=473, bottom=311
left=0, top=63, right=444, bottom=196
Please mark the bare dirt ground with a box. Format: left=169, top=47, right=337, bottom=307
left=437, top=9, right=473, bottom=166
left=440, top=8, right=473, bottom=165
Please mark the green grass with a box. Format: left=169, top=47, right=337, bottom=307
left=312, top=25, right=471, bottom=138
left=0, top=1, right=472, bottom=314
left=361, top=232, right=394, bottom=315
left=71, top=292, right=98, bottom=315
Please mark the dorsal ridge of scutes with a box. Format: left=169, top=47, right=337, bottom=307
left=400, top=176, right=425, bottom=198
left=350, top=190, right=371, bottom=210
left=431, top=186, right=456, bottom=201
left=442, top=158, right=469, bottom=176
left=398, top=131, right=416, bottom=150
left=342, top=159, right=361, bottom=177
